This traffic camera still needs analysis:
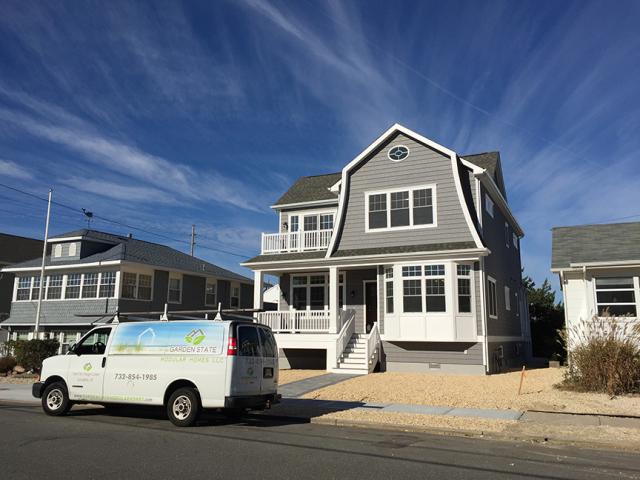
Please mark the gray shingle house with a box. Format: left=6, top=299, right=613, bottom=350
left=245, top=124, right=531, bottom=374
left=551, top=221, right=640, bottom=338
left=1, top=229, right=253, bottom=351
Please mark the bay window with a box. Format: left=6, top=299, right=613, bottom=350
left=385, top=267, right=394, bottom=314
left=456, top=265, right=472, bottom=314
left=425, top=265, right=446, bottom=312
left=595, top=278, right=636, bottom=316
left=367, top=185, right=435, bottom=231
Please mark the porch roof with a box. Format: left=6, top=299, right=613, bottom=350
left=243, top=241, right=479, bottom=266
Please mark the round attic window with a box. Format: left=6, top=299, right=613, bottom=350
left=388, top=145, right=409, bottom=161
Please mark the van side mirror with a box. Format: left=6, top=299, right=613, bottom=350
left=69, top=343, right=80, bottom=356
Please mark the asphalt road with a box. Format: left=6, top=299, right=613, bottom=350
left=1, top=402, right=639, bottom=480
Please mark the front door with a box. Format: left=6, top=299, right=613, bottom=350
left=67, top=327, right=112, bottom=402
left=364, top=281, right=378, bottom=334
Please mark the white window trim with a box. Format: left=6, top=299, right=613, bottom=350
left=384, top=267, right=394, bottom=314
left=387, top=144, right=410, bottom=162
left=593, top=276, right=638, bottom=319
left=167, top=273, right=183, bottom=304
left=505, top=285, right=511, bottom=311
left=455, top=263, right=474, bottom=316
left=285, top=208, right=336, bottom=233
left=399, top=263, right=449, bottom=315
left=205, top=278, right=218, bottom=307
left=487, top=276, right=498, bottom=319
left=54, top=244, right=62, bottom=258
left=485, top=195, right=494, bottom=218
left=13, top=271, right=120, bottom=302
left=364, top=184, right=438, bottom=233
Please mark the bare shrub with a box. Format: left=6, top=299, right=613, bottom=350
left=560, top=313, right=640, bottom=395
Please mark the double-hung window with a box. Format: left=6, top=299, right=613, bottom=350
left=168, top=275, right=182, bottom=304
left=457, top=265, right=472, bottom=314
left=16, top=276, right=31, bottom=300
left=65, top=274, right=81, bottom=299
left=594, top=278, right=637, bottom=316
left=487, top=277, right=498, bottom=318
left=122, top=272, right=152, bottom=300
left=231, top=283, right=240, bottom=308
left=82, top=273, right=99, bottom=298
left=504, top=286, right=511, bottom=311
left=320, top=214, right=333, bottom=230
left=424, top=265, right=446, bottom=312
left=31, top=275, right=41, bottom=300
left=485, top=195, right=494, bottom=218
left=303, top=215, right=318, bottom=232
left=99, top=272, right=116, bottom=298
left=385, top=267, right=394, bottom=314
left=205, top=280, right=217, bottom=306
left=46, top=275, right=63, bottom=300
left=402, top=266, right=422, bottom=313
left=367, top=186, right=435, bottom=231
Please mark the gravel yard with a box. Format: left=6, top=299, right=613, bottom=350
left=303, top=368, right=640, bottom=416
left=279, top=369, right=327, bottom=385
left=0, top=375, right=38, bottom=384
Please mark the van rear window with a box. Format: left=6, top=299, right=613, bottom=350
left=237, top=326, right=260, bottom=357
left=258, top=328, right=277, bottom=358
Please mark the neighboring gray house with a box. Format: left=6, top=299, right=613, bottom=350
left=551, top=222, right=640, bottom=344
left=0, top=232, right=44, bottom=345
left=1, top=229, right=253, bottom=351
left=245, top=124, right=531, bottom=374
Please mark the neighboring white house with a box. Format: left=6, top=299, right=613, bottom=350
left=551, top=222, right=640, bottom=344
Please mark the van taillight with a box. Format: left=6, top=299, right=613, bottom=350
left=227, top=337, right=237, bottom=356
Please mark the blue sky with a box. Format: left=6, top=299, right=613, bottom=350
left=1, top=0, right=639, bottom=290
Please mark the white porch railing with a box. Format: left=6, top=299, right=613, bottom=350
left=261, top=229, right=333, bottom=254
left=365, top=323, right=381, bottom=373
left=335, top=309, right=356, bottom=364
left=258, top=310, right=331, bottom=333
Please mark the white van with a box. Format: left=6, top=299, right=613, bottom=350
left=32, top=319, right=280, bottom=426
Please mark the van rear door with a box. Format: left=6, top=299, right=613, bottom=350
left=258, top=327, right=278, bottom=394
left=232, top=325, right=262, bottom=396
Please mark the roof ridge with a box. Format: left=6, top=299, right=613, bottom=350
left=0, top=232, right=42, bottom=242
left=461, top=151, right=500, bottom=157
left=552, top=220, right=640, bottom=230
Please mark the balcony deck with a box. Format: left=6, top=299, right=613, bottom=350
left=261, top=229, right=332, bottom=254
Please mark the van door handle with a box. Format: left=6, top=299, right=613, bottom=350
left=102, top=357, right=106, bottom=368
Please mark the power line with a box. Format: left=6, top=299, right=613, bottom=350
left=0, top=183, right=253, bottom=259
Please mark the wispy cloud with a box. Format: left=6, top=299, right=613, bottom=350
left=60, top=177, right=181, bottom=206
left=0, top=158, right=33, bottom=180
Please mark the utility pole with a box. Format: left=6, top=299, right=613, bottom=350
left=190, top=224, right=196, bottom=257
left=34, top=189, right=52, bottom=336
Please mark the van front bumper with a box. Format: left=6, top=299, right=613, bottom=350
left=32, top=382, right=45, bottom=399
left=224, top=393, right=281, bottom=410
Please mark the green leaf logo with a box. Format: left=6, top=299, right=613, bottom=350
left=83, top=363, right=92, bottom=372
left=184, top=329, right=206, bottom=346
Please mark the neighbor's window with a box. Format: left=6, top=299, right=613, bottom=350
left=485, top=195, right=494, bottom=218
left=425, top=265, right=446, bottom=312
left=99, top=271, right=116, bottom=298
left=595, top=278, right=637, bottom=317
left=31, top=275, right=41, bottom=300
left=65, top=273, right=81, bottom=299
left=121, top=272, right=137, bottom=299
left=53, top=244, right=62, bottom=258
left=168, top=275, right=182, bottom=303
left=512, top=232, right=519, bottom=250
left=16, top=276, right=31, bottom=301
left=138, top=274, right=152, bottom=300
left=504, top=286, right=511, bottom=311
left=368, top=186, right=435, bottom=231
left=488, top=278, right=497, bottom=318
left=457, top=264, right=472, bottom=314
left=385, top=267, right=394, bottom=314
left=46, top=274, right=63, bottom=300
left=82, top=273, right=99, bottom=298
left=205, top=280, right=217, bottom=306
left=231, top=284, right=240, bottom=308
left=505, top=222, right=510, bottom=248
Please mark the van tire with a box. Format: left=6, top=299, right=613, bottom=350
left=42, top=381, right=71, bottom=416
left=167, top=388, right=200, bottom=427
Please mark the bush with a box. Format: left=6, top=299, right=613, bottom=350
left=0, top=356, right=17, bottom=373
left=560, top=314, right=640, bottom=395
left=6, top=339, right=59, bottom=373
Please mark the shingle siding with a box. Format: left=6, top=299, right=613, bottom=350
left=6, top=299, right=118, bottom=325
left=335, top=133, right=475, bottom=252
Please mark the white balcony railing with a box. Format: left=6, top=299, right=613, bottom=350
left=257, top=310, right=331, bottom=333
left=261, top=229, right=333, bottom=254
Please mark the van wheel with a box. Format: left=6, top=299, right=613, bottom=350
left=167, top=388, right=200, bottom=427
left=42, top=382, right=71, bottom=416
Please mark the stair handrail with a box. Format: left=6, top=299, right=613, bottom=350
left=335, top=309, right=355, bottom=364
left=365, top=323, right=381, bottom=373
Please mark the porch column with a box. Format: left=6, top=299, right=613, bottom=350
left=253, top=270, right=264, bottom=310
left=329, top=266, right=339, bottom=333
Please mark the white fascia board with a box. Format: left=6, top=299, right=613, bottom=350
left=2, top=260, right=122, bottom=273
left=476, top=171, right=524, bottom=238
left=47, top=236, right=84, bottom=243
left=459, top=158, right=485, bottom=175
left=242, top=247, right=490, bottom=270
left=326, top=123, right=484, bottom=257
left=270, top=199, right=338, bottom=210
left=568, top=260, right=640, bottom=268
